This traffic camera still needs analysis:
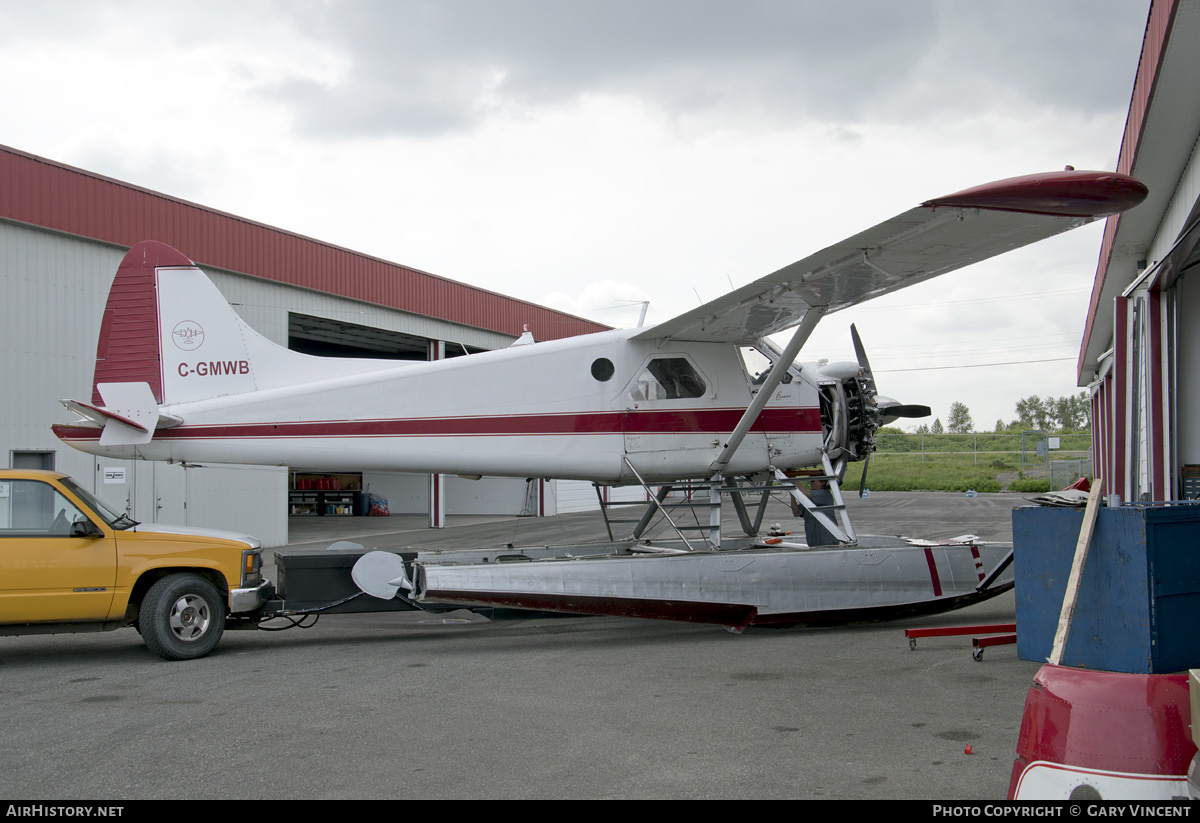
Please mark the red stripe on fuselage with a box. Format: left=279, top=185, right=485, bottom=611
left=54, top=407, right=822, bottom=442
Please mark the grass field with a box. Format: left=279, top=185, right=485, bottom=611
left=838, top=431, right=1092, bottom=493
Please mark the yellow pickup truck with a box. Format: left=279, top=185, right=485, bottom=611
left=0, top=469, right=269, bottom=660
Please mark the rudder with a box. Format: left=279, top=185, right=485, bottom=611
left=91, top=241, right=191, bottom=405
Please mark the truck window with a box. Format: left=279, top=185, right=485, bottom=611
left=59, top=478, right=130, bottom=529
left=0, top=480, right=91, bottom=536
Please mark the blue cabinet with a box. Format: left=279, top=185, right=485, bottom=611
left=1013, top=504, right=1200, bottom=673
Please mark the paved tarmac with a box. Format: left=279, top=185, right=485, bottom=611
left=0, top=492, right=1045, bottom=800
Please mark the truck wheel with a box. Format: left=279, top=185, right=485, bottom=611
left=140, top=574, right=226, bottom=661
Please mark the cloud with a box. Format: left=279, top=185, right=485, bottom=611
left=540, top=279, right=653, bottom=329
left=262, top=0, right=1145, bottom=139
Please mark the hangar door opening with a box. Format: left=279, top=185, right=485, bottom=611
left=289, top=313, right=436, bottom=361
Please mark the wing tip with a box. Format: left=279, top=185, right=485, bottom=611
left=923, top=170, right=1148, bottom=218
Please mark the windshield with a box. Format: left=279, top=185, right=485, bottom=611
left=60, top=478, right=138, bottom=529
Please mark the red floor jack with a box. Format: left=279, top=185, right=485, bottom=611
left=904, top=549, right=1017, bottom=660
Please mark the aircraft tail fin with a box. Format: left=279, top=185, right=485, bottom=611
left=88, top=241, right=403, bottom=412
left=90, top=241, right=188, bottom=406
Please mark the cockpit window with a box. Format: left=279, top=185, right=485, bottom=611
left=627, top=358, right=708, bottom=401
left=738, top=345, right=791, bottom=385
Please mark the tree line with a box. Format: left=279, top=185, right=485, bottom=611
left=909, top=391, right=1090, bottom=434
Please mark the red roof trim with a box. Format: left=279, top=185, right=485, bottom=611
left=0, top=145, right=609, bottom=342
left=1079, top=0, right=1178, bottom=377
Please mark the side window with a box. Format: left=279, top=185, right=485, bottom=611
left=737, top=346, right=791, bottom=385
left=738, top=346, right=773, bottom=384
left=627, top=358, right=708, bottom=401
left=0, top=480, right=91, bottom=536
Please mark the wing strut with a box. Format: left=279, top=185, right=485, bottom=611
left=710, top=306, right=826, bottom=472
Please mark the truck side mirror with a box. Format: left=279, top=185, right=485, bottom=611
left=70, top=520, right=102, bottom=538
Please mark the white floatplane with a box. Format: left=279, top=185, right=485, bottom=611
left=53, top=169, right=1148, bottom=628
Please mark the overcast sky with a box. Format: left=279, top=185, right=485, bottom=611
left=0, top=0, right=1151, bottom=430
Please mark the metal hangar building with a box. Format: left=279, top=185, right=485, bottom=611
left=0, top=145, right=609, bottom=546
left=1080, top=0, right=1200, bottom=503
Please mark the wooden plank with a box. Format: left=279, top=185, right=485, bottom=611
left=1048, top=480, right=1105, bottom=666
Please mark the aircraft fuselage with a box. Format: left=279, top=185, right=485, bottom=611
left=57, top=328, right=826, bottom=484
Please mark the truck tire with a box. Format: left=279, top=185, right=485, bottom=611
left=139, top=573, right=226, bottom=661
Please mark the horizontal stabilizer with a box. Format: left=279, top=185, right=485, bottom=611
left=61, top=399, right=148, bottom=432
left=82, top=382, right=163, bottom=446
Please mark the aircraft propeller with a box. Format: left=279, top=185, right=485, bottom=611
left=849, top=324, right=931, bottom=497
left=875, top=398, right=935, bottom=423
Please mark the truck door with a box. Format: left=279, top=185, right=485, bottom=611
left=0, top=479, right=117, bottom=622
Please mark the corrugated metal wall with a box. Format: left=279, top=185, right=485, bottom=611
left=0, top=222, right=122, bottom=479
left=445, top=475, right=528, bottom=515
left=552, top=480, right=647, bottom=514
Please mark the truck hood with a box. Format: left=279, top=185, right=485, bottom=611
left=128, top=523, right=262, bottom=549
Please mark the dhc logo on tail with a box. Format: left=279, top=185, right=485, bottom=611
left=171, top=320, right=205, bottom=351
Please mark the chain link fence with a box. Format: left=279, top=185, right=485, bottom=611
left=1050, top=458, right=1093, bottom=491
left=867, top=430, right=1093, bottom=491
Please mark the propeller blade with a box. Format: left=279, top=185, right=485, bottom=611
left=879, top=404, right=932, bottom=419
left=850, top=323, right=872, bottom=379
left=850, top=324, right=927, bottom=492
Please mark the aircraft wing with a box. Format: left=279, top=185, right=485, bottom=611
left=632, top=170, right=1147, bottom=343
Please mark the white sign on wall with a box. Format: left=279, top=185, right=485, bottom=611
left=103, top=468, right=126, bottom=484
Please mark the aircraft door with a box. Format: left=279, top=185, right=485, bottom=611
left=621, top=355, right=720, bottom=476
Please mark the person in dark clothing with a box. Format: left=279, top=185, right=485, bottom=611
left=791, top=477, right=840, bottom=547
